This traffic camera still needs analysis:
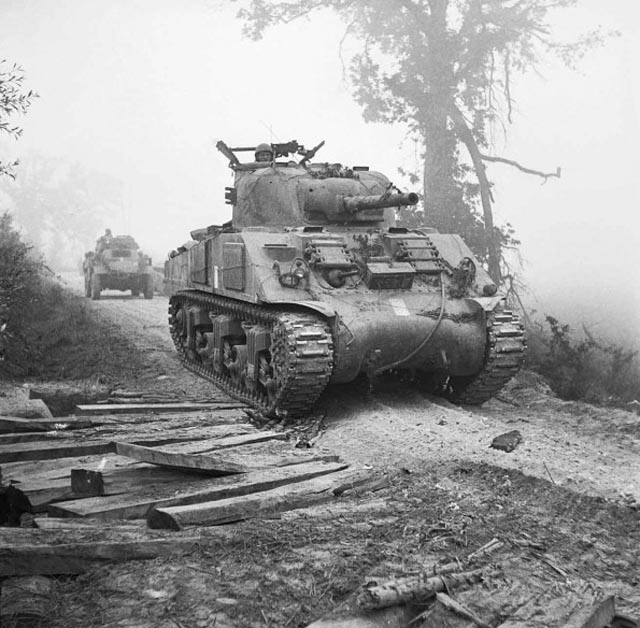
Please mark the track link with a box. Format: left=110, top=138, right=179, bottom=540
left=168, top=291, right=333, bottom=418
left=448, top=307, right=526, bottom=405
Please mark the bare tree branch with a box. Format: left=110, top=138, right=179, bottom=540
left=480, top=154, right=561, bottom=181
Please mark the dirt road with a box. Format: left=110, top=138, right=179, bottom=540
left=67, top=274, right=640, bottom=507
left=22, top=277, right=639, bottom=628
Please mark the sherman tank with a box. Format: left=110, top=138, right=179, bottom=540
left=164, top=140, right=526, bottom=418
left=84, top=233, right=155, bottom=300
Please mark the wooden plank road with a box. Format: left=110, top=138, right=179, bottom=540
left=48, top=460, right=348, bottom=520
left=0, top=399, right=380, bottom=579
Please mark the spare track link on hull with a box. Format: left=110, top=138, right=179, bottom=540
left=449, top=308, right=526, bottom=405
left=168, top=291, right=334, bottom=418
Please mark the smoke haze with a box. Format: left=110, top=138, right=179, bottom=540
left=1, top=0, right=638, bottom=344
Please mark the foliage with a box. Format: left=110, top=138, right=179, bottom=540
left=0, top=221, right=132, bottom=380
left=235, top=0, right=609, bottom=280
left=525, top=314, right=640, bottom=405
left=0, top=212, right=43, bottom=368
left=0, top=61, right=37, bottom=178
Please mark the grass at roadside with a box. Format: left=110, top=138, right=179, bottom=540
left=1, top=275, right=145, bottom=383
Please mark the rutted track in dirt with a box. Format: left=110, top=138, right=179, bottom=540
left=65, top=273, right=640, bottom=507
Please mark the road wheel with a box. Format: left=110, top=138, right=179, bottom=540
left=91, top=274, right=101, bottom=300
left=143, top=275, right=154, bottom=300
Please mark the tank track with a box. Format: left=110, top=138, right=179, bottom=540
left=168, top=291, right=334, bottom=418
left=447, top=307, right=526, bottom=405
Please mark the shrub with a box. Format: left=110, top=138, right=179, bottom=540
left=0, top=212, right=43, bottom=370
left=525, top=314, right=640, bottom=406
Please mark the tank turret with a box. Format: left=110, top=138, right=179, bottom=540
left=164, top=140, right=526, bottom=419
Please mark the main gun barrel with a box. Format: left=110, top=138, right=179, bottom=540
left=342, top=192, right=419, bottom=212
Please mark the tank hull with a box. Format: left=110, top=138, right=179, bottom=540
left=165, top=226, right=525, bottom=417
left=165, top=145, right=525, bottom=417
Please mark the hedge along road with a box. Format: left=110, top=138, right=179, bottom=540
left=61, top=271, right=640, bottom=508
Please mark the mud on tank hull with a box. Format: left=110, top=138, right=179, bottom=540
left=164, top=226, right=526, bottom=418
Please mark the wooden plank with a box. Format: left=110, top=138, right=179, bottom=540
left=24, top=465, right=200, bottom=513
left=0, top=435, right=232, bottom=464
left=0, top=539, right=200, bottom=577
left=1, top=453, right=145, bottom=483
left=48, top=460, right=349, bottom=520
left=34, top=517, right=147, bottom=531
left=76, top=402, right=247, bottom=415
left=148, top=468, right=368, bottom=530
left=66, top=422, right=257, bottom=445
left=0, top=415, right=94, bottom=433
left=65, top=407, right=250, bottom=425
left=0, top=432, right=63, bottom=444
left=163, top=430, right=287, bottom=454
left=26, top=487, right=77, bottom=512
left=0, top=440, right=116, bottom=463
left=114, top=441, right=249, bottom=475
left=160, top=437, right=341, bottom=469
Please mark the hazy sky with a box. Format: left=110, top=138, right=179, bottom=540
left=1, top=0, right=639, bottom=342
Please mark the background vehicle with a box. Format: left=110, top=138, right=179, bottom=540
left=84, top=234, right=154, bottom=300
left=164, top=140, right=526, bottom=417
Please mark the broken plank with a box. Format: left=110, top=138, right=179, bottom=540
left=114, top=441, right=248, bottom=475
left=0, top=415, right=94, bottom=433
left=49, top=460, right=349, bottom=520
left=0, top=539, right=200, bottom=577
left=148, top=467, right=368, bottom=530
left=76, top=402, right=246, bottom=415
left=171, top=437, right=340, bottom=469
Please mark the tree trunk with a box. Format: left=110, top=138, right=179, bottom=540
left=422, top=0, right=459, bottom=233
left=449, top=105, right=502, bottom=282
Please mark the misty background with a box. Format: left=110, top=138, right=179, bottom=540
left=0, top=0, right=638, bottom=345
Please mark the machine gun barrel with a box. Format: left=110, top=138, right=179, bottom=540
left=342, top=192, right=419, bottom=212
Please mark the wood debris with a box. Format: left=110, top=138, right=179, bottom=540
left=0, top=389, right=383, bottom=580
